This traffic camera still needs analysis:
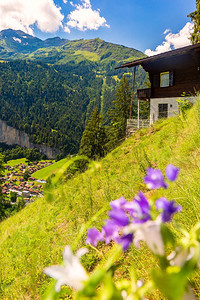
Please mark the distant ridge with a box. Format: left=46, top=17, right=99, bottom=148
left=0, top=29, right=68, bottom=54
left=0, top=28, right=145, bottom=64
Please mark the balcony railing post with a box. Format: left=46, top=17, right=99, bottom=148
left=130, top=66, right=136, bottom=119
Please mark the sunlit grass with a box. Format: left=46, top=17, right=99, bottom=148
left=0, top=101, right=200, bottom=298
left=32, top=158, right=69, bottom=180
left=74, top=50, right=100, bottom=62
left=6, top=158, right=28, bottom=167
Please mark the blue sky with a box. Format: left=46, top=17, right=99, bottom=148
left=0, top=0, right=196, bottom=54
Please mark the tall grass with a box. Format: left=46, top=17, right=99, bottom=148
left=0, top=100, right=200, bottom=299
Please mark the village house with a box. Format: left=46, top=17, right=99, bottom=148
left=2, top=160, right=49, bottom=203
left=117, top=43, right=200, bottom=126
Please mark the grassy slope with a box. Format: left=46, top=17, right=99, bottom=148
left=1, top=104, right=200, bottom=299
left=32, top=158, right=69, bottom=180
left=0, top=38, right=145, bottom=66
left=27, top=38, right=145, bottom=67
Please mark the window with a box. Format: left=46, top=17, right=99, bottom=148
left=160, top=72, right=169, bottom=87
left=158, top=103, right=168, bottom=119
left=160, top=71, right=174, bottom=87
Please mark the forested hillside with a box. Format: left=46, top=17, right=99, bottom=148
left=0, top=30, right=147, bottom=156
left=0, top=60, right=99, bottom=154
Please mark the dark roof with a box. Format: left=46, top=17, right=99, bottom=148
left=116, top=43, right=200, bottom=69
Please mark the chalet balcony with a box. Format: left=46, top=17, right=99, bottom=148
left=137, top=88, right=151, bottom=100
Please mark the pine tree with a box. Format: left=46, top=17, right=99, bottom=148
left=79, top=107, right=106, bottom=159
left=107, top=75, right=131, bottom=148
left=188, top=0, right=200, bottom=44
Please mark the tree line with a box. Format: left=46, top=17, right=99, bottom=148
left=79, top=75, right=150, bottom=159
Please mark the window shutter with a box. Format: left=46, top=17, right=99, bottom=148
left=169, top=71, right=174, bottom=86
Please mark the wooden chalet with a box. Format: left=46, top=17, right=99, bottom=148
left=117, top=43, right=200, bottom=124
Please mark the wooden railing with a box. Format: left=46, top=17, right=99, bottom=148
left=137, top=88, right=151, bottom=100
left=127, top=119, right=150, bottom=129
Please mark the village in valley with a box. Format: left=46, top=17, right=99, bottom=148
left=1, top=160, right=53, bottom=203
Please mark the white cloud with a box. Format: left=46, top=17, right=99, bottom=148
left=64, top=0, right=109, bottom=33
left=165, top=22, right=193, bottom=49
left=0, top=0, right=64, bottom=35
left=63, top=0, right=67, bottom=3
left=163, top=29, right=170, bottom=35
left=145, top=41, right=171, bottom=57
left=64, top=25, right=71, bottom=33
left=145, top=22, right=194, bottom=56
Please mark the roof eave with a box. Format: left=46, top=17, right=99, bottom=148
left=115, top=43, right=200, bottom=70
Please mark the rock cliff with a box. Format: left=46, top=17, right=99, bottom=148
left=0, top=119, right=60, bottom=159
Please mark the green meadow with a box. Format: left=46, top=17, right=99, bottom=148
left=6, top=158, right=28, bottom=167
left=32, top=158, right=69, bottom=180
left=0, top=101, right=200, bottom=299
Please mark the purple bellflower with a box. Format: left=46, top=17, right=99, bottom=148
left=85, top=165, right=182, bottom=252
left=166, top=164, right=179, bottom=181
left=110, top=196, right=127, bottom=210
left=86, top=228, right=104, bottom=247
left=108, top=208, right=129, bottom=227
left=124, top=192, right=151, bottom=223
left=102, top=219, right=120, bottom=244
left=116, top=233, right=133, bottom=251
left=155, top=197, right=182, bottom=222
left=144, top=168, right=167, bottom=189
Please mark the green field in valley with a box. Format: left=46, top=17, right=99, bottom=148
left=6, top=158, right=28, bottom=167
left=32, top=158, right=69, bottom=180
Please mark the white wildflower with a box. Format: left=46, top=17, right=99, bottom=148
left=44, top=245, right=88, bottom=292
left=124, top=218, right=164, bottom=256
left=168, top=247, right=195, bottom=267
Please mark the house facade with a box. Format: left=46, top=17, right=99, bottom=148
left=117, top=43, right=200, bottom=124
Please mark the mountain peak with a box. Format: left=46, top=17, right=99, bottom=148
left=0, top=29, right=38, bottom=39
left=43, top=36, right=68, bottom=47
left=0, top=29, right=68, bottom=54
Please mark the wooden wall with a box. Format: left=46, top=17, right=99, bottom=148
left=143, top=51, right=200, bottom=98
